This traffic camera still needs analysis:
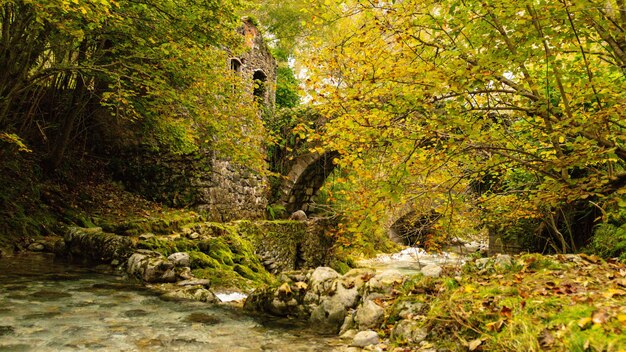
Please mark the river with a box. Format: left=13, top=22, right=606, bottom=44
left=0, top=253, right=344, bottom=351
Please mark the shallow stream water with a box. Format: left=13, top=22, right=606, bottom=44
left=356, top=247, right=469, bottom=275
left=0, top=253, right=344, bottom=352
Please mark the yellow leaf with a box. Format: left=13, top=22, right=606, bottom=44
left=578, top=317, right=592, bottom=329
left=603, top=288, right=626, bottom=298
left=464, top=285, right=477, bottom=293
left=558, top=136, right=565, bottom=143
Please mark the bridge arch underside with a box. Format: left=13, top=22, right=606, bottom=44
left=281, top=151, right=339, bottom=214
left=389, top=210, right=441, bottom=246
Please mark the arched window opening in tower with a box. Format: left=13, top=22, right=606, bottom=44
left=253, top=70, right=267, bottom=100
left=230, top=58, right=242, bottom=72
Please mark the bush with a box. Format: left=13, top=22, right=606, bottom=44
left=589, top=222, right=626, bottom=261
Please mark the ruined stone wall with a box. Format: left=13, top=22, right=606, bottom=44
left=236, top=219, right=336, bottom=273
left=110, top=150, right=268, bottom=222
left=235, top=19, right=277, bottom=108
left=198, top=158, right=268, bottom=221
left=106, top=20, right=276, bottom=221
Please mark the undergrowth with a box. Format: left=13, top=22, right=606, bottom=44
left=387, top=254, right=626, bottom=351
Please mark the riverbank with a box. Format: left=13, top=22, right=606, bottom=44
left=246, top=253, right=626, bottom=351
left=5, top=241, right=626, bottom=351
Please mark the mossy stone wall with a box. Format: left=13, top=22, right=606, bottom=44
left=109, top=150, right=268, bottom=222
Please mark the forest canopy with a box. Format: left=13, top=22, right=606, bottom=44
left=0, top=0, right=266, bottom=171
left=299, top=0, right=626, bottom=251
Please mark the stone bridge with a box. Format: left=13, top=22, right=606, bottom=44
left=277, top=150, right=339, bottom=214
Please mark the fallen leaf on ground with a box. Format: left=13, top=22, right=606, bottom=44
left=592, top=309, right=610, bottom=324
left=468, top=338, right=482, bottom=351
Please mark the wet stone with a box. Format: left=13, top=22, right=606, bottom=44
left=3, top=284, right=28, bottom=291
left=0, top=344, right=30, bottom=351
left=91, top=283, right=140, bottom=291
left=98, top=302, right=117, bottom=308
left=28, top=243, right=45, bottom=252
left=44, top=274, right=81, bottom=281
left=0, top=325, right=15, bottom=336
left=72, top=300, right=97, bottom=307
left=31, top=290, right=72, bottom=301
left=184, top=312, right=221, bottom=325
left=122, top=309, right=150, bottom=318
left=22, top=311, right=62, bottom=320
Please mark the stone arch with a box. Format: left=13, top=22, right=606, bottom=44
left=279, top=151, right=339, bottom=214
left=388, top=210, right=441, bottom=246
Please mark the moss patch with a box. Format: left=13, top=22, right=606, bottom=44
left=137, top=225, right=274, bottom=290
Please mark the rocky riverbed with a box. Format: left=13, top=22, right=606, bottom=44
left=11, top=225, right=502, bottom=351
left=0, top=253, right=346, bottom=351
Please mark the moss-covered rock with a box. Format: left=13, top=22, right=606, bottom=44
left=64, top=227, right=134, bottom=263
left=133, top=223, right=276, bottom=289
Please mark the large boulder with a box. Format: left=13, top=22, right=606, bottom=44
left=64, top=227, right=134, bottom=263
left=168, top=252, right=190, bottom=267
left=310, top=298, right=347, bottom=332
left=333, top=284, right=360, bottom=309
left=355, top=300, right=384, bottom=330
left=310, top=267, right=341, bottom=293
left=127, top=250, right=177, bottom=283
left=305, top=266, right=341, bottom=305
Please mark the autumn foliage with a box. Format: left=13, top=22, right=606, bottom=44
left=301, top=0, right=626, bottom=251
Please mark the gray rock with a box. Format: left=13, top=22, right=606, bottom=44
left=363, top=270, right=405, bottom=300
left=127, top=251, right=176, bottom=283
left=161, top=286, right=217, bottom=303
left=289, top=210, right=308, bottom=221
left=168, top=252, right=190, bottom=267
left=271, top=298, right=288, bottom=315
left=339, top=312, right=356, bottom=335
left=188, top=232, right=200, bottom=239
left=475, top=258, right=491, bottom=269
left=311, top=266, right=341, bottom=285
left=138, top=233, right=155, bottom=241
left=340, top=328, right=357, bottom=339
left=343, top=268, right=376, bottom=291
left=308, top=267, right=340, bottom=299
left=310, top=298, right=347, bottom=332
left=394, top=300, right=424, bottom=319
left=65, top=227, right=133, bottom=263
left=332, top=284, right=360, bottom=309
left=159, top=267, right=177, bottom=283
left=494, top=254, right=513, bottom=268
left=421, top=264, right=442, bottom=278
left=177, top=267, right=194, bottom=280
left=355, top=300, right=384, bottom=329
left=351, top=330, right=379, bottom=347
left=391, top=320, right=427, bottom=343
left=28, top=242, right=45, bottom=252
